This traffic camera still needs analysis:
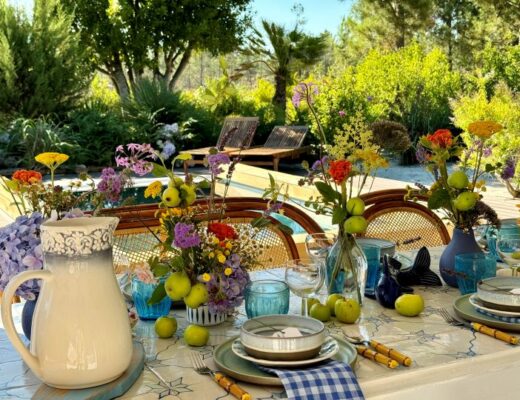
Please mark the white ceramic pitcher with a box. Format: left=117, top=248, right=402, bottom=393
left=1, top=217, right=133, bottom=389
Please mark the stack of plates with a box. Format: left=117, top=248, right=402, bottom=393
left=454, top=277, right=520, bottom=332
left=213, top=315, right=357, bottom=386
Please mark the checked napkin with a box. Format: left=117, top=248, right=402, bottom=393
left=261, top=360, right=365, bottom=400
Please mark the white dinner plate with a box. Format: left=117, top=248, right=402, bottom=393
left=231, top=336, right=339, bottom=367
left=469, top=294, right=520, bottom=318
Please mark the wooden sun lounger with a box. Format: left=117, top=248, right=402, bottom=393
left=181, top=116, right=259, bottom=173
left=229, top=125, right=309, bottom=171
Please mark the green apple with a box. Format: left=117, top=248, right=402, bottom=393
left=395, top=294, right=424, bottom=317
left=184, top=324, right=209, bottom=346
left=162, top=186, right=181, bottom=207
left=344, top=216, right=368, bottom=234
left=346, top=197, right=366, bottom=216
left=453, top=191, right=477, bottom=211
left=309, top=303, right=331, bottom=322
left=302, top=297, right=321, bottom=315
left=334, top=298, right=361, bottom=324
left=447, top=170, right=469, bottom=189
left=180, top=183, right=197, bottom=205
left=154, top=316, right=177, bottom=338
left=512, top=252, right=520, bottom=260
left=183, top=283, right=209, bottom=309
left=326, top=293, right=345, bottom=316
left=172, top=176, right=184, bottom=187
left=164, top=271, right=192, bottom=301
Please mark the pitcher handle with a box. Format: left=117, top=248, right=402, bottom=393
left=1, top=270, right=52, bottom=379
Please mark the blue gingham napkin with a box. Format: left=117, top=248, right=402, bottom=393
left=476, top=308, right=520, bottom=324
left=261, top=360, right=365, bottom=400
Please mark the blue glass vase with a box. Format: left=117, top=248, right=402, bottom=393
left=326, top=232, right=368, bottom=305
left=131, top=277, right=172, bottom=320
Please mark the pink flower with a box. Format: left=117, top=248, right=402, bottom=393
left=134, top=267, right=156, bottom=284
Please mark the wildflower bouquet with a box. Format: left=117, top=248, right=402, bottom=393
left=124, top=145, right=268, bottom=315
left=410, top=122, right=502, bottom=231
left=285, top=83, right=410, bottom=304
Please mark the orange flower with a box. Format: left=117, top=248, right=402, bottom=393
left=328, top=160, right=352, bottom=184
left=425, top=129, right=453, bottom=149
left=468, top=121, right=503, bottom=139
left=12, top=169, right=43, bottom=185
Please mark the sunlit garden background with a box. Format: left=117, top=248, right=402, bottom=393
left=0, top=0, right=519, bottom=197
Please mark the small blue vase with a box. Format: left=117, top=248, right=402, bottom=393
left=22, top=296, right=38, bottom=340
left=439, top=228, right=482, bottom=288
left=132, top=277, right=172, bottom=320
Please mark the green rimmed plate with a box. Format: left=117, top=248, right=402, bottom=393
left=213, top=335, right=357, bottom=386
left=453, top=294, right=520, bottom=332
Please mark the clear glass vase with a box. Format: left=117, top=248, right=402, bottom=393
left=325, top=231, right=368, bottom=305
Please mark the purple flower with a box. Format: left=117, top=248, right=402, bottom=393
left=338, top=110, right=346, bottom=117
left=501, top=158, right=517, bottom=180
left=263, top=202, right=283, bottom=217
left=367, top=95, right=374, bottom=102
left=415, top=144, right=431, bottom=164
left=311, top=156, right=329, bottom=171
left=203, top=266, right=250, bottom=314
left=173, top=223, right=201, bottom=249
left=115, top=143, right=156, bottom=176
left=207, top=152, right=231, bottom=175
left=97, top=168, right=124, bottom=202
left=0, top=212, right=44, bottom=300
left=292, top=82, right=319, bottom=108
left=483, top=147, right=492, bottom=157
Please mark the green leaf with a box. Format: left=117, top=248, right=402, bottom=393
left=151, top=162, right=169, bottom=177
left=173, top=153, right=192, bottom=162
left=278, top=223, right=294, bottom=235
left=314, top=181, right=340, bottom=203
left=170, top=256, right=185, bottom=271
left=152, top=263, right=170, bottom=277
left=147, top=283, right=166, bottom=305
left=269, top=173, right=276, bottom=189
left=197, top=180, right=211, bottom=189
left=251, top=217, right=272, bottom=229
left=332, top=207, right=347, bottom=225
left=427, top=188, right=451, bottom=210
left=485, top=163, right=495, bottom=173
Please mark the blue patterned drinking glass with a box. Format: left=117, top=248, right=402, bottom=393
left=245, top=280, right=290, bottom=318
left=361, top=244, right=381, bottom=298
left=455, top=253, right=496, bottom=295
left=132, top=277, right=172, bottom=320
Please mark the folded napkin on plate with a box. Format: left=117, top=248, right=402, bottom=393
left=394, top=247, right=442, bottom=287
left=475, top=308, right=520, bottom=324
left=261, top=360, right=365, bottom=400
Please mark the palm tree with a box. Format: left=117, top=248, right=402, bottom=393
left=241, top=20, right=327, bottom=120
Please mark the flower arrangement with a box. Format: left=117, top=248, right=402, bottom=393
left=279, top=82, right=411, bottom=303
left=120, top=144, right=269, bottom=315
left=410, top=122, right=502, bottom=231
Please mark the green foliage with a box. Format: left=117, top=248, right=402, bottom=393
left=451, top=81, right=520, bottom=192
left=62, top=0, right=253, bottom=97
left=312, top=43, right=460, bottom=154
left=0, top=116, right=74, bottom=168
left=0, top=0, right=91, bottom=117
left=483, top=44, right=520, bottom=93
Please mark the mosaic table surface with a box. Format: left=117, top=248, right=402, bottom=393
left=2, top=247, right=520, bottom=400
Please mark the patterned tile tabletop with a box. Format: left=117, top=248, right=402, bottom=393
left=2, top=248, right=520, bottom=399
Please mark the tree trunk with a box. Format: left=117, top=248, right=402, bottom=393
left=111, top=66, right=130, bottom=99
left=169, top=48, right=192, bottom=90
left=273, top=73, right=287, bottom=123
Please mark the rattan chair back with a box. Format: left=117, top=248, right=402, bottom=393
left=360, top=189, right=450, bottom=251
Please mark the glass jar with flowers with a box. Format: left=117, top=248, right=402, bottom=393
left=409, top=122, right=502, bottom=287
left=133, top=146, right=270, bottom=325
left=286, top=83, right=411, bottom=305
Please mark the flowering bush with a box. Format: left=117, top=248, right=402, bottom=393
left=0, top=213, right=44, bottom=300
left=409, top=125, right=501, bottom=231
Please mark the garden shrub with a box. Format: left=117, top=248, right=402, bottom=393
left=483, top=44, right=520, bottom=94
left=451, top=81, right=520, bottom=197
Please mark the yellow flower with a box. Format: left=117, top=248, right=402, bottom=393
left=212, top=237, right=220, bottom=245
left=225, top=242, right=233, bottom=250
left=468, top=121, right=503, bottom=139
left=217, top=254, right=226, bottom=264
left=172, top=208, right=183, bottom=217
left=224, top=267, right=233, bottom=276
left=208, top=252, right=215, bottom=259
left=202, top=273, right=211, bottom=282
left=35, top=152, right=69, bottom=169
left=224, top=250, right=230, bottom=256
left=144, top=181, right=163, bottom=198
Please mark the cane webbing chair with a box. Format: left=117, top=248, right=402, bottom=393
left=360, top=189, right=451, bottom=251
left=102, top=197, right=324, bottom=272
